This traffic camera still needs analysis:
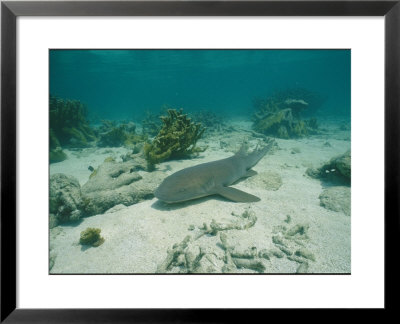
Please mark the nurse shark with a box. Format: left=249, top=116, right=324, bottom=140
left=154, top=141, right=274, bottom=203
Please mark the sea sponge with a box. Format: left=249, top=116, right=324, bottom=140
left=79, top=227, right=105, bottom=247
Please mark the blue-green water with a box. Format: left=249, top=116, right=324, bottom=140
left=50, top=49, right=350, bottom=122
left=49, top=49, right=351, bottom=274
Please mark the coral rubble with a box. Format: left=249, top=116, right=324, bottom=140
left=156, top=209, right=317, bottom=274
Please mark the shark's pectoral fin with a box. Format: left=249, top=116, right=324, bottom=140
left=216, top=186, right=260, bottom=202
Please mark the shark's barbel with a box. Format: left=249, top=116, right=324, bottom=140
left=154, top=140, right=274, bottom=203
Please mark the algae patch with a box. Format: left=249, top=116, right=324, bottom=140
left=79, top=227, right=105, bottom=247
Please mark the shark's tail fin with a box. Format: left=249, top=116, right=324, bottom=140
left=245, top=138, right=275, bottom=168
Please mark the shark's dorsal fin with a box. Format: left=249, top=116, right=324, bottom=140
left=216, top=186, right=260, bottom=202
left=235, top=142, right=249, bottom=157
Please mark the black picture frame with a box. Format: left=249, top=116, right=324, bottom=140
left=1, top=0, right=398, bottom=321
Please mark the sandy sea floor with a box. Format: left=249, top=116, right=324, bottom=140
left=49, top=117, right=351, bottom=274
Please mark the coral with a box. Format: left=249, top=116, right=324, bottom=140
left=49, top=128, right=61, bottom=150
left=98, top=124, right=127, bottom=147
left=252, top=88, right=322, bottom=138
left=270, top=221, right=315, bottom=272
left=156, top=209, right=316, bottom=274
left=269, top=87, right=326, bottom=117
left=81, top=157, right=162, bottom=215
left=49, top=173, right=83, bottom=225
left=49, top=95, right=96, bottom=148
left=49, top=110, right=67, bottom=163
left=283, top=99, right=309, bottom=117
left=79, top=227, right=104, bottom=247
left=335, top=151, right=351, bottom=179
left=144, top=108, right=207, bottom=169
left=252, top=97, right=282, bottom=118
left=156, top=235, right=193, bottom=273
left=306, top=150, right=351, bottom=184
left=293, top=120, right=308, bottom=137
left=295, top=249, right=316, bottom=261
left=296, top=262, right=309, bottom=273
left=253, top=108, right=293, bottom=135
left=97, top=121, right=147, bottom=149
left=194, top=210, right=257, bottom=240
left=253, top=107, right=317, bottom=139
left=219, top=233, right=266, bottom=273
left=50, top=147, right=67, bottom=163
left=277, top=125, right=289, bottom=139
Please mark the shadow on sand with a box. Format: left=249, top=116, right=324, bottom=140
left=151, top=194, right=231, bottom=211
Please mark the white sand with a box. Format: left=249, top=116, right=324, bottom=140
left=50, top=119, right=351, bottom=274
